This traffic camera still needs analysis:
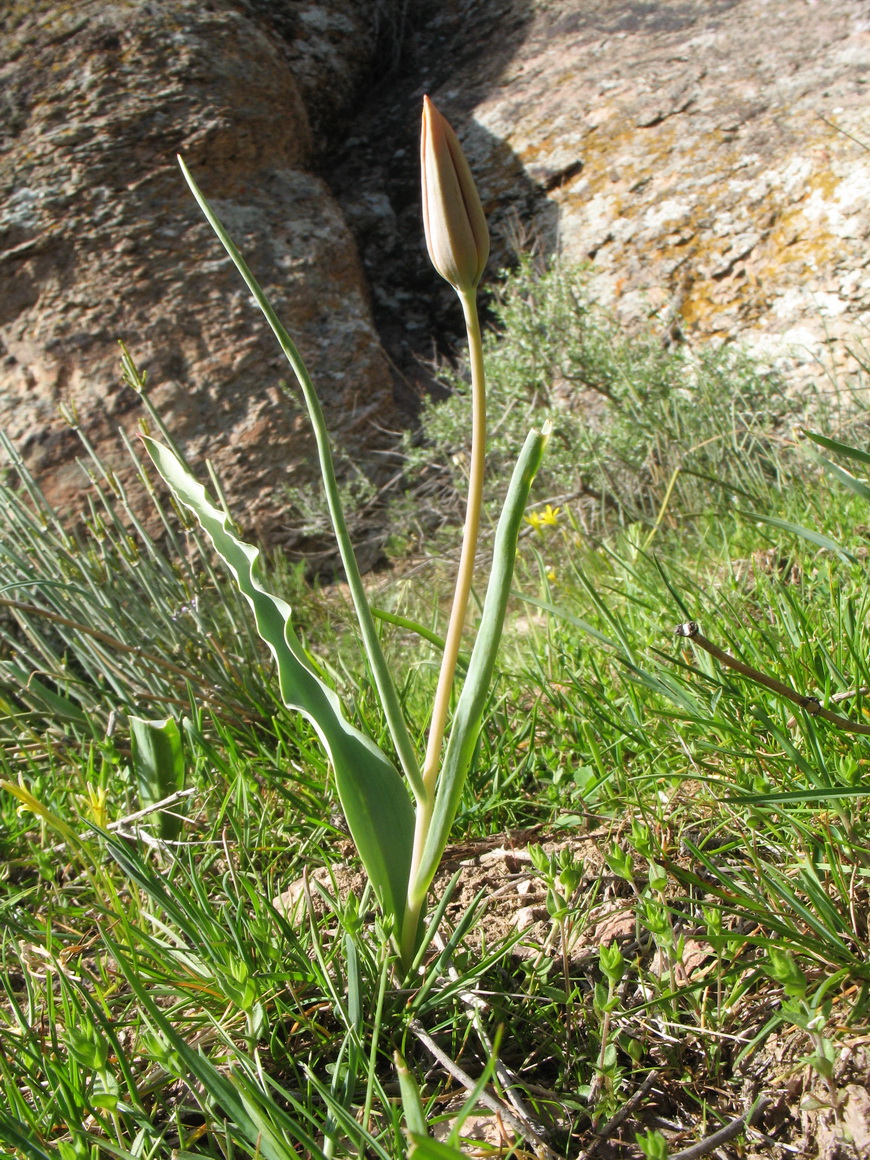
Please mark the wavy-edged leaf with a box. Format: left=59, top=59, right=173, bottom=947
left=177, top=157, right=422, bottom=799
left=142, top=437, right=413, bottom=926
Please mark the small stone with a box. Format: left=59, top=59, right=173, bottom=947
left=514, top=905, right=548, bottom=932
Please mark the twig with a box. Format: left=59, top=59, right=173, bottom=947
left=674, top=622, right=870, bottom=735
left=669, top=1095, right=769, bottom=1160
left=786, top=685, right=869, bottom=729
left=2, top=597, right=202, bottom=685
left=577, top=1071, right=658, bottom=1159
left=46, top=788, right=197, bottom=854
left=109, top=787, right=196, bottom=829
left=407, top=1018, right=559, bottom=1159
left=817, top=114, right=870, bottom=154
left=431, top=932, right=551, bottom=1142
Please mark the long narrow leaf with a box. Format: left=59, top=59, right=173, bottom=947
left=813, top=455, right=870, bottom=503
left=513, top=591, right=617, bottom=649
left=371, top=606, right=470, bottom=671
left=396, top=1052, right=427, bottom=1138
left=802, top=428, right=870, bottom=468
left=0, top=1118, right=56, bottom=1160
left=142, top=438, right=414, bottom=927
left=738, top=511, right=857, bottom=563
left=177, top=157, right=423, bottom=799
left=725, top=786, right=870, bottom=804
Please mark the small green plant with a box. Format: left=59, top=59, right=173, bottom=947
left=129, top=714, right=185, bottom=841
left=636, top=1127, right=669, bottom=1159
left=764, top=948, right=841, bottom=1109
left=142, top=100, right=548, bottom=974
left=589, top=942, right=627, bottom=1122
left=397, top=251, right=816, bottom=548
left=529, top=842, right=584, bottom=923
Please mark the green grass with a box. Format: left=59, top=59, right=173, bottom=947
left=395, top=255, right=824, bottom=548
left=2, top=263, right=870, bottom=1158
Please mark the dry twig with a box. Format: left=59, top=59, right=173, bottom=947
left=675, top=622, right=870, bottom=735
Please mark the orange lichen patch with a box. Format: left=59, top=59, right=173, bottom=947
left=681, top=148, right=849, bottom=333
left=515, top=101, right=863, bottom=355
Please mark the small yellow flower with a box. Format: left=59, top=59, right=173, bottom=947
left=524, top=505, right=561, bottom=532
left=83, top=782, right=109, bottom=828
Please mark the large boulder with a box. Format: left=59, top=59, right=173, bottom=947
left=3, top=0, right=869, bottom=559
left=0, top=0, right=403, bottom=552
left=333, top=0, right=870, bottom=390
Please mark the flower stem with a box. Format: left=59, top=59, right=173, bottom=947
left=422, top=288, right=486, bottom=793
left=400, top=290, right=486, bottom=971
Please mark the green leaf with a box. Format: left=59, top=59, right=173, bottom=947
left=395, top=1052, right=427, bottom=1139
left=801, top=428, right=870, bottom=468
left=142, top=437, right=414, bottom=928
left=811, top=453, right=870, bottom=503
left=0, top=1116, right=56, bottom=1160
left=408, top=1136, right=469, bottom=1160
left=724, top=786, right=870, bottom=804
left=130, top=715, right=185, bottom=840
left=512, top=591, right=617, bottom=649
left=410, top=424, right=549, bottom=906
left=177, top=156, right=422, bottom=799
left=371, top=606, right=470, bottom=672
left=738, top=511, right=857, bottom=563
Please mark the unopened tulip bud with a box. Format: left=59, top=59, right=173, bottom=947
left=420, top=95, right=489, bottom=295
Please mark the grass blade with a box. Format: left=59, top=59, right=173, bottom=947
left=738, top=511, right=857, bottom=562
left=802, top=428, right=870, bottom=468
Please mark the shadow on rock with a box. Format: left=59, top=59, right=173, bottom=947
left=324, top=0, right=556, bottom=412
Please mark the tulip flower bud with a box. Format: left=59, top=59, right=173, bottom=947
left=420, top=95, right=490, bottom=294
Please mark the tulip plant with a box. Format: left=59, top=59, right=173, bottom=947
left=143, top=98, right=549, bottom=973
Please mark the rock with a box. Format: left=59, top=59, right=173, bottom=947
left=503, top=0, right=870, bottom=385
left=334, top=0, right=870, bottom=392
left=4, top=0, right=870, bottom=556
left=514, top=903, right=548, bottom=931
left=0, top=0, right=404, bottom=558
left=842, top=1083, right=870, bottom=1154
left=272, top=865, right=332, bottom=922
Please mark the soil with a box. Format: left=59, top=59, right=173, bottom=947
left=274, top=825, right=870, bottom=1159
